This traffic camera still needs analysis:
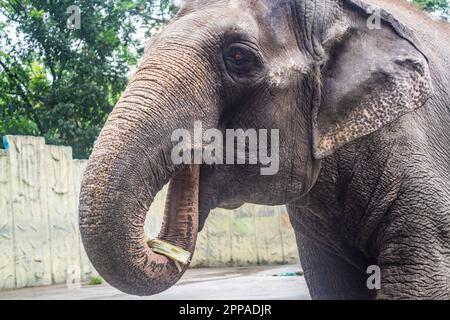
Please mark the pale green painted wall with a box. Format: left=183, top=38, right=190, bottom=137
left=0, top=135, right=299, bottom=291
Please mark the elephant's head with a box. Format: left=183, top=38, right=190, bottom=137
left=79, top=0, right=432, bottom=296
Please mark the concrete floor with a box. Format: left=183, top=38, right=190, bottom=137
left=0, top=265, right=311, bottom=300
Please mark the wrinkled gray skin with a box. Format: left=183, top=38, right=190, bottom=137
left=79, top=0, right=450, bottom=299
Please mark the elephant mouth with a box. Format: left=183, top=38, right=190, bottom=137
left=149, top=165, right=201, bottom=266
left=148, top=163, right=242, bottom=262
left=198, top=165, right=219, bottom=232
left=142, top=164, right=229, bottom=274
left=197, top=164, right=240, bottom=231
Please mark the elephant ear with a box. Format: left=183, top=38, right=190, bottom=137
left=312, top=0, right=433, bottom=159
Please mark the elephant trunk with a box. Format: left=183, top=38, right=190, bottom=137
left=79, top=40, right=218, bottom=295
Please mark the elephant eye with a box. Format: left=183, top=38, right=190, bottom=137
left=223, top=44, right=257, bottom=76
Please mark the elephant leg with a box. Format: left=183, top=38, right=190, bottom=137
left=377, top=229, right=450, bottom=299
left=296, top=231, right=377, bottom=300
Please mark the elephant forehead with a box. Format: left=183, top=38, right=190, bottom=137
left=184, top=0, right=293, bottom=30
left=187, top=0, right=288, bottom=11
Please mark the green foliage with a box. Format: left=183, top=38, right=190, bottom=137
left=413, top=0, right=449, bottom=12
left=89, top=276, right=103, bottom=286
left=0, top=0, right=178, bottom=158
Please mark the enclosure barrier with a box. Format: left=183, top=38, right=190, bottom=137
left=0, top=135, right=299, bottom=291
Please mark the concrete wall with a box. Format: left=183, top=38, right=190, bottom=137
left=0, top=135, right=299, bottom=291
left=0, top=136, right=98, bottom=291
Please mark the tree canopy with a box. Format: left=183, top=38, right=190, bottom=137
left=414, top=0, right=449, bottom=13
left=0, top=0, right=178, bottom=158
left=0, top=0, right=448, bottom=158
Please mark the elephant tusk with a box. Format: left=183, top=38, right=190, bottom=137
left=146, top=238, right=191, bottom=270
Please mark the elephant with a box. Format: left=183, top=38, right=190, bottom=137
left=79, top=0, right=450, bottom=300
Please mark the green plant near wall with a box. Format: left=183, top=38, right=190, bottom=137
left=89, top=276, right=103, bottom=286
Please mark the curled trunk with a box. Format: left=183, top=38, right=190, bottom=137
left=79, top=122, right=200, bottom=295
left=79, top=39, right=218, bottom=295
